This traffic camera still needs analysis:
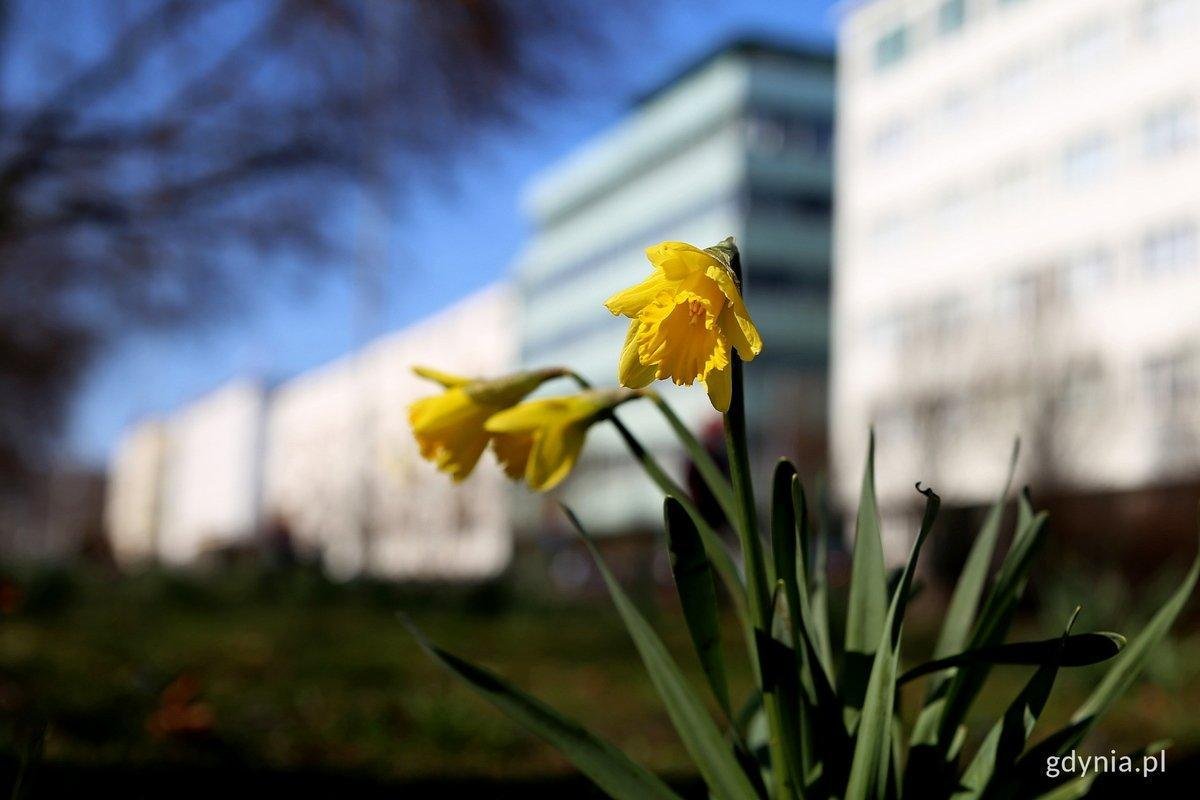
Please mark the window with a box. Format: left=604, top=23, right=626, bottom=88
left=995, top=160, right=1035, bottom=207
left=874, top=25, right=908, bottom=71
left=1061, top=248, right=1114, bottom=299
left=1063, top=133, right=1113, bottom=185
left=747, top=188, right=832, bottom=223
left=938, top=0, right=967, bottom=35
left=1140, top=0, right=1198, bottom=39
left=995, top=272, right=1040, bottom=320
left=996, top=56, right=1036, bottom=103
left=940, top=88, right=974, bottom=128
left=1061, top=363, right=1105, bottom=410
left=1143, top=101, right=1198, bottom=158
left=868, top=315, right=902, bottom=349
left=870, top=116, right=911, bottom=158
left=1142, top=220, right=1198, bottom=274
left=1064, top=22, right=1116, bottom=73
left=935, top=188, right=970, bottom=229
left=1143, top=352, right=1198, bottom=409
left=870, top=213, right=908, bottom=250
left=745, top=111, right=834, bottom=158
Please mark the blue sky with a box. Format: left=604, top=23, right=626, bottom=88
left=68, top=1, right=837, bottom=464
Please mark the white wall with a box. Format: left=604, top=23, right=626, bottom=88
left=835, top=0, right=1200, bottom=523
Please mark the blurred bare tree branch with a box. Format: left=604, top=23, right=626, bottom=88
left=0, top=0, right=624, bottom=477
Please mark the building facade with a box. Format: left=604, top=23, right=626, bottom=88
left=106, top=284, right=516, bottom=580
left=834, top=0, right=1200, bottom=543
left=514, top=40, right=836, bottom=535
left=262, top=284, right=516, bottom=581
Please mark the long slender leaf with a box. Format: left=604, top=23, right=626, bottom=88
left=1070, top=530, right=1200, bottom=727
left=999, top=532, right=1200, bottom=799
left=664, top=496, right=731, bottom=716
left=401, top=617, right=681, bottom=800
left=845, top=432, right=887, bottom=658
left=845, top=485, right=941, bottom=800
left=652, top=393, right=738, bottom=527
left=810, top=475, right=834, bottom=678
left=605, top=411, right=750, bottom=631
left=953, top=608, right=1081, bottom=800
left=930, top=440, right=1019, bottom=670
left=934, top=506, right=1050, bottom=746
left=565, top=507, right=758, bottom=800
left=771, top=460, right=799, bottom=609
left=899, top=631, right=1124, bottom=685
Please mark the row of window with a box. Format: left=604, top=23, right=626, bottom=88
left=744, top=111, right=834, bottom=161
left=865, top=218, right=1199, bottom=350
left=868, top=0, right=1198, bottom=158
left=873, top=0, right=1189, bottom=74
left=868, top=99, right=1198, bottom=251
left=872, top=345, right=1199, bottom=446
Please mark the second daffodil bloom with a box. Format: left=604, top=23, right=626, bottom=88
left=604, top=239, right=762, bottom=412
left=485, top=389, right=639, bottom=492
left=408, top=366, right=564, bottom=482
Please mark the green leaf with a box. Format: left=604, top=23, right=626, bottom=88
left=401, top=617, right=681, bottom=800
left=953, top=608, right=1081, bottom=800
left=1000, top=532, right=1200, bottom=799
left=604, top=411, right=750, bottom=630
left=664, top=497, right=731, bottom=716
left=845, top=485, right=941, bottom=800
left=930, top=440, right=1019, bottom=672
left=810, top=475, right=835, bottom=679
left=899, top=630, right=1124, bottom=685
left=933, top=505, right=1050, bottom=746
left=771, top=460, right=799, bottom=607
left=845, top=432, right=887, bottom=662
left=1070, top=529, right=1200, bottom=729
left=651, top=394, right=738, bottom=526
left=565, top=506, right=759, bottom=800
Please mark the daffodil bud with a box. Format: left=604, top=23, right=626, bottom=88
left=408, top=366, right=566, bottom=482
left=484, top=389, right=642, bottom=491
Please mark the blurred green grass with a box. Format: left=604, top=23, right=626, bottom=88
left=0, top=562, right=1195, bottom=787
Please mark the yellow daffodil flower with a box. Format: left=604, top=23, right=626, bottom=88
left=408, top=366, right=563, bottom=482
left=604, top=239, right=762, bottom=412
left=484, top=389, right=639, bottom=491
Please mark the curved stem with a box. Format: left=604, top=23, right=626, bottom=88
left=646, top=392, right=739, bottom=530
left=565, top=371, right=749, bottom=629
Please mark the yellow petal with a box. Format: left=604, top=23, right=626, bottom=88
left=526, top=423, right=587, bottom=491
left=485, top=395, right=596, bottom=434
left=704, top=363, right=732, bottom=413
left=604, top=271, right=673, bottom=318
left=707, top=266, right=763, bottom=359
left=645, top=241, right=719, bottom=280
left=408, top=389, right=480, bottom=433
left=412, top=365, right=471, bottom=388
left=408, top=389, right=493, bottom=480
left=491, top=432, right=534, bottom=481
left=618, top=320, right=657, bottom=388
left=717, top=304, right=763, bottom=361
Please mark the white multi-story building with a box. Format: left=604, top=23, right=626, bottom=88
left=106, top=284, right=516, bottom=580
left=514, top=40, right=836, bottom=534
left=263, top=284, right=516, bottom=580
left=834, top=0, right=1200, bottom=537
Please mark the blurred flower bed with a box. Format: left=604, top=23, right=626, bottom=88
left=0, top=562, right=1195, bottom=790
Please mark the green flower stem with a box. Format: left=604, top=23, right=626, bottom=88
left=725, top=352, right=791, bottom=799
